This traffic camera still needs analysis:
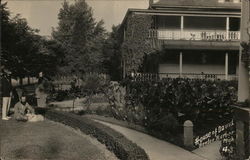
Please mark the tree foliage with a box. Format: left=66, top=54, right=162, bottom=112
left=121, top=14, right=154, bottom=74
left=52, top=0, right=107, bottom=75
left=39, top=39, right=65, bottom=76
left=1, top=2, right=58, bottom=79
left=240, top=41, right=250, bottom=68
left=102, top=25, right=123, bottom=81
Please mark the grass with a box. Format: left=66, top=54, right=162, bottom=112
left=0, top=119, right=117, bottom=160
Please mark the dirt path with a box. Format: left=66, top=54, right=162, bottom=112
left=0, top=119, right=118, bottom=160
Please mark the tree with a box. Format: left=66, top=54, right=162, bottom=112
left=1, top=3, right=39, bottom=80
left=1, top=2, right=13, bottom=67
left=102, top=25, right=123, bottom=81
left=52, top=0, right=107, bottom=75
left=1, top=2, right=59, bottom=82
left=40, top=38, right=65, bottom=77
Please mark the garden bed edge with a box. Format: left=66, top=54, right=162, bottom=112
left=44, top=109, right=149, bottom=160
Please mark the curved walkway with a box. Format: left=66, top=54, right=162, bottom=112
left=193, top=141, right=221, bottom=160
left=95, top=120, right=207, bottom=160
left=0, top=119, right=117, bottom=160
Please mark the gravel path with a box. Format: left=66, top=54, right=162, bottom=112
left=95, top=120, right=207, bottom=160
left=0, top=119, right=118, bottom=160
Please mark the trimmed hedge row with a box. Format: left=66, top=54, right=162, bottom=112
left=45, top=110, right=149, bottom=160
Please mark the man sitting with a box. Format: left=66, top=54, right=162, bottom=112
left=14, top=94, right=44, bottom=122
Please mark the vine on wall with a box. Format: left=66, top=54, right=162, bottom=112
left=241, top=42, right=250, bottom=67
left=121, top=14, right=154, bottom=74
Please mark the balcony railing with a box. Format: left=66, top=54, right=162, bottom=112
left=149, top=30, right=240, bottom=41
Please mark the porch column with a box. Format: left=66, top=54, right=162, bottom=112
left=181, top=16, right=184, bottom=39
left=225, top=53, right=228, bottom=80
left=226, top=17, right=230, bottom=40
left=179, top=52, right=183, bottom=77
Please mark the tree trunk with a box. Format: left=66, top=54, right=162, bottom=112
left=28, top=76, right=30, bottom=84
left=19, top=77, right=23, bottom=86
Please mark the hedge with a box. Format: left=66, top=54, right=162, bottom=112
left=123, top=78, right=238, bottom=127
left=44, top=110, right=149, bottom=160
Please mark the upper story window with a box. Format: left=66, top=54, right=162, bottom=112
left=218, top=0, right=241, bottom=3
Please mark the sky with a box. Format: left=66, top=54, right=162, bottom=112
left=4, top=0, right=149, bottom=36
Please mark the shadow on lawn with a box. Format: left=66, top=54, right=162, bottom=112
left=13, top=136, right=62, bottom=160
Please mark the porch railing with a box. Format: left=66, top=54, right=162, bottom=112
left=131, top=73, right=238, bottom=81
left=149, top=29, right=240, bottom=41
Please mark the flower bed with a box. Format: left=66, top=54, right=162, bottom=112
left=45, top=110, right=149, bottom=160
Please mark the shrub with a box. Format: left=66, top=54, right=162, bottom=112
left=80, top=73, right=110, bottom=95
left=95, top=106, right=105, bottom=115
left=123, top=78, right=238, bottom=127
left=48, top=73, right=110, bottom=103
left=103, top=81, right=126, bottom=108
left=146, top=113, right=179, bottom=136
left=45, top=110, right=149, bottom=160
left=49, top=90, right=69, bottom=102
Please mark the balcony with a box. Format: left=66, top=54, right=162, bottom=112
left=149, top=30, right=240, bottom=41
left=148, top=30, right=240, bottom=50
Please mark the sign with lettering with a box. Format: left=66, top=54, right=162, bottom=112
left=194, top=120, right=235, bottom=148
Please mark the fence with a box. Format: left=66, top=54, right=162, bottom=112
left=11, top=77, right=38, bottom=87
left=52, top=75, right=78, bottom=91
left=52, top=73, right=109, bottom=91
left=130, top=73, right=238, bottom=82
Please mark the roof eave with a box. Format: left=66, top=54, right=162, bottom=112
left=151, top=4, right=241, bottom=10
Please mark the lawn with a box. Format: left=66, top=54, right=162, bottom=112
left=0, top=119, right=117, bottom=160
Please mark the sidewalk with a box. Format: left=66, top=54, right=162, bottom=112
left=49, top=98, right=86, bottom=111
left=49, top=98, right=109, bottom=112
left=193, top=141, right=222, bottom=160
left=95, top=120, right=207, bottom=160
